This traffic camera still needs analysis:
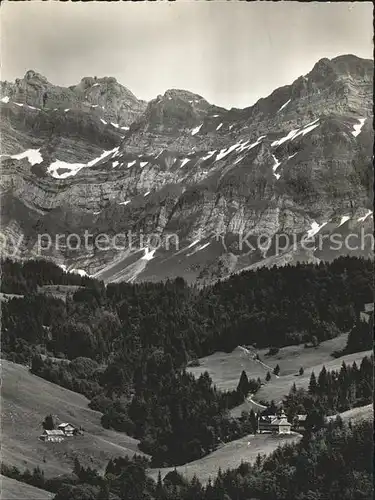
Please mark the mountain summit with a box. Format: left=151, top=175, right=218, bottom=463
left=1, top=70, right=146, bottom=127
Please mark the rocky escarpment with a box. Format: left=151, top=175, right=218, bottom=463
left=0, top=55, right=373, bottom=283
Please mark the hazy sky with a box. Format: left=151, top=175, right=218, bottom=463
left=1, top=1, right=373, bottom=109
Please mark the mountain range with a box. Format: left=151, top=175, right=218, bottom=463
left=0, top=54, right=373, bottom=283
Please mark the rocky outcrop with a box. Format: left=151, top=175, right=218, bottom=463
left=1, top=70, right=146, bottom=125
left=0, top=55, right=373, bottom=283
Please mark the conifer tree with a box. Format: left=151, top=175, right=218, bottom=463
left=249, top=409, right=258, bottom=434
left=42, top=414, right=55, bottom=430
left=237, top=370, right=249, bottom=398
left=308, top=371, right=317, bottom=394
left=96, top=482, right=110, bottom=500
left=317, top=366, right=328, bottom=394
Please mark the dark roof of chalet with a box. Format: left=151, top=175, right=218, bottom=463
left=259, top=414, right=291, bottom=426
left=42, top=429, right=65, bottom=436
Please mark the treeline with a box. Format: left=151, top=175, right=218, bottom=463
left=284, top=355, right=373, bottom=419
left=3, top=419, right=373, bottom=500
left=335, top=316, right=373, bottom=357
left=2, top=256, right=373, bottom=363
left=0, top=454, right=150, bottom=497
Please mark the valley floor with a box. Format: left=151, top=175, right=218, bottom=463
left=149, top=432, right=301, bottom=485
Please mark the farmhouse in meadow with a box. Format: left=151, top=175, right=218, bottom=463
left=57, top=422, right=76, bottom=436
left=39, top=429, right=65, bottom=442
left=258, top=410, right=292, bottom=434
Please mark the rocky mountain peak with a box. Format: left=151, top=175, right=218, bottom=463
left=163, top=88, right=205, bottom=102
left=308, top=54, right=373, bottom=84
left=0, top=71, right=147, bottom=126
left=0, top=55, right=373, bottom=283
left=23, top=69, right=49, bottom=85
left=137, top=91, right=208, bottom=132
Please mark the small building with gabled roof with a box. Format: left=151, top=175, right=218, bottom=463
left=57, top=423, right=75, bottom=436
left=258, top=410, right=292, bottom=434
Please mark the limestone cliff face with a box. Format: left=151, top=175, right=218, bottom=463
left=0, top=55, right=373, bottom=283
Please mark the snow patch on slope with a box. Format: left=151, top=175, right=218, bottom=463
left=201, top=151, right=216, bottom=162
left=233, top=156, right=245, bottom=165
left=216, top=142, right=243, bottom=161
left=357, top=210, right=372, bottom=222
left=293, top=119, right=320, bottom=140
left=352, top=118, right=366, bottom=137
left=141, top=248, right=156, bottom=261
left=271, top=154, right=281, bottom=179
left=191, top=124, right=203, bottom=136
left=272, top=119, right=320, bottom=147
left=338, top=215, right=350, bottom=227
left=48, top=160, right=86, bottom=179
left=186, top=239, right=200, bottom=249
left=48, top=148, right=119, bottom=178
left=71, top=269, right=88, bottom=277
left=87, top=148, right=119, bottom=167
left=307, top=221, right=327, bottom=238
left=277, top=98, right=291, bottom=113
left=186, top=242, right=210, bottom=256
left=246, top=136, right=266, bottom=151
